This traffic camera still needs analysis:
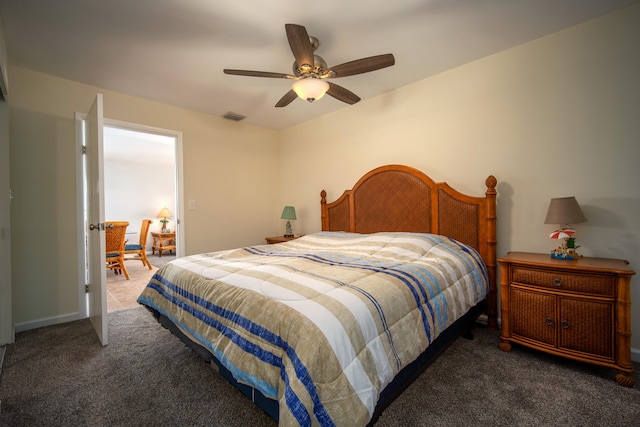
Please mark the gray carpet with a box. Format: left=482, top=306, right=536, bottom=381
left=0, top=307, right=638, bottom=427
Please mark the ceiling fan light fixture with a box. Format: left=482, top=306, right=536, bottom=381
left=292, top=78, right=329, bottom=102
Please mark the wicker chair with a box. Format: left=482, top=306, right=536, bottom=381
left=125, top=219, right=153, bottom=269
left=105, top=221, right=130, bottom=280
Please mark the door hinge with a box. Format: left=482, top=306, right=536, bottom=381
left=85, top=284, right=89, bottom=293
left=82, top=146, right=87, bottom=155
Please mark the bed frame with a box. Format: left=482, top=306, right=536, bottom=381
left=150, top=164, right=498, bottom=425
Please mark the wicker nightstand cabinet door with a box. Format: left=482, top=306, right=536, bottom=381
left=498, top=252, right=635, bottom=387
left=558, top=297, right=613, bottom=359
left=511, top=287, right=556, bottom=347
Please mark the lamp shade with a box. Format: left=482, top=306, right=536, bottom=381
left=281, top=206, right=297, bottom=220
left=157, top=207, right=172, bottom=219
left=544, top=197, right=587, bottom=225
left=292, top=78, right=329, bottom=102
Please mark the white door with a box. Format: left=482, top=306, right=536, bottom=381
left=85, top=94, right=108, bottom=345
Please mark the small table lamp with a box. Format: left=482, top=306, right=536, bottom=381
left=544, top=196, right=587, bottom=259
left=157, top=207, right=172, bottom=232
left=281, top=206, right=297, bottom=237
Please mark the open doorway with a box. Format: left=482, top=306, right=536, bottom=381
left=102, top=124, right=180, bottom=312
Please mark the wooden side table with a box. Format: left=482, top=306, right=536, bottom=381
left=498, top=251, right=635, bottom=387
left=151, top=231, right=176, bottom=257
left=265, top=235, right=302, bottom=244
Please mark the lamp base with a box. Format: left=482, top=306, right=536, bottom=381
left=284, top=220, right=293, bottom=238
left=550, top=249, right=582, bottom=260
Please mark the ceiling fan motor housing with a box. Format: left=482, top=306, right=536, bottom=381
left=293, top=54, right=327, bottom=77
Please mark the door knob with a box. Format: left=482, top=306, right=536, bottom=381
left=88, top=223, right=113, bottom=231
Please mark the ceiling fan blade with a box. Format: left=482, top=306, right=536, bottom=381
left=224, top=69, right=293, bottom=79
left=326, top=82, right=360, bottom=105
left=327, top=54, right=395, bottom=78
left=285, top=24, right=314, bottom=71
left=275, top=89, right=298, bottom=108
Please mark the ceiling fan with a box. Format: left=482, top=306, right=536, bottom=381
left=223, top=23, right=395, bottom=108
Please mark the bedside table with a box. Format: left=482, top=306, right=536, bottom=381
left=498, top=252, right=635, bottom=387
left=265, top=235, right=302, bottom=244
left=151, top=231, right=176, bottom=257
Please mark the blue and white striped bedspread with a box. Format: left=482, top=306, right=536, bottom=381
left=137, top=231, right=488, bottom=426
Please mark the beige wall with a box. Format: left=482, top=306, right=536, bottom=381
left=7, top=5, right=640, bottom=356
left=279, top=6, right=640, bottom=355
left=8, top=68, right=279, bottom=326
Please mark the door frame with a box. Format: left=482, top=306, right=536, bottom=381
left=0, top=98, right=12, bottom=345
left=75, top=115, right=184, bottom=319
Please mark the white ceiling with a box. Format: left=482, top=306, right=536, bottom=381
left=1, top=0, right=638, bottom=130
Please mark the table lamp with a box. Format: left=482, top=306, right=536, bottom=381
left=544, top=196, right=587, bottom=259
left=281, top=206, right=297, bottom=237
left=157, top=207, right=172, bottom=232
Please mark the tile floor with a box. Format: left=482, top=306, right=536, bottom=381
left=106, top=260, right=157, bottom=312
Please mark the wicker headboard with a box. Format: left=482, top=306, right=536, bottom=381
left=320, top=164, right=498, bottom=329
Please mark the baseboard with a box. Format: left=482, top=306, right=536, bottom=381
left=631, top=348, right=640, bottom=363
left=14, top=312, right=80, bottom=333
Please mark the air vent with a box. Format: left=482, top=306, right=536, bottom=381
left=223, top=111, right=246, bottom=122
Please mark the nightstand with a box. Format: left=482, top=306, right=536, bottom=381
left=265, top=235, right=302, bottom=244
left=151, top=231, right=176, bottom=257
left=498, top=252, right=635, bottom=387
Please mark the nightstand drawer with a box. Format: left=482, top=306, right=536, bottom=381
left=512, top=266, right=614, bottom=297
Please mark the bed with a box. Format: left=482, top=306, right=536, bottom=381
left=138, top=164, right=497, bottom=426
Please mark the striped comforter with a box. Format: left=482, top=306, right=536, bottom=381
left=137, top=232, right=488, bottom=426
